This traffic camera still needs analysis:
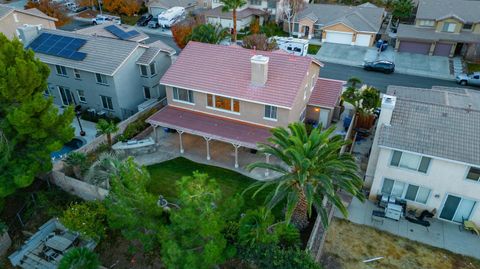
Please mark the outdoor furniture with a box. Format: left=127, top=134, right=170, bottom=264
left=45, top=235, right=74, bottom=253
left=462, top=218, right=480, bottom=236
left=406, top=216, right=430, bottom=231
left=371, top=210, right=385, bottom=225
left=385, top=203, right=403, bottom=221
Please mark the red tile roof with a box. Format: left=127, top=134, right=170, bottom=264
left=147, top=105, right=272, bottom=148
left=160, top=41, right=322, bottom=109
left=308, top=78, right=345, bottom=108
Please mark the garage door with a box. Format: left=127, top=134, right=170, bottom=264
left=324, top=31, right=353, bottom=45
left=398, top=41, right=431, bottom=55
left=355, top=34, right=371, bottom=47
left=433, top=43, right=453, bottom=56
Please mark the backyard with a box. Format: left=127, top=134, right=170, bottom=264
left=321, top=218, right=480, bottom=269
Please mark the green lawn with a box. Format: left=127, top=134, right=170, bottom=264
left=467, top=62, right=480, bottom=73
left=146, top=157, right=276, bottom=213
left=120, top=15, right=138, bottom=26
left=308, top=44, right=321, bottom=55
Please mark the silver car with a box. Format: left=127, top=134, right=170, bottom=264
left=456, top=72, right=480, bottom=87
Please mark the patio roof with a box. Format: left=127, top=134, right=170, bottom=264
left=308, top=78, right=345, bottom=109
left=146, top=106, right=272, bottom=149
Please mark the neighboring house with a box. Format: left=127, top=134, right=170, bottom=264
left=147, top=0, right=197, bottom=17
left=147, top=42, right=338, bottom=167
left=19, top=26, right=175, bottom=120
left=0, top=4, right=56, bottom=39
left=365, top=85, right=480, bottom=224
left=293, top=2, right=385, bottom=46
left=74, top=22, right=150, bottom=43
left=395, top=0, right=480, bottom=59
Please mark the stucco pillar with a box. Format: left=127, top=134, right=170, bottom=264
left=233, top=144, right=240, bottom=168
left=177, top=130, right=184, bottom=154
left=265, top=153, right=271, bottom=177
left=204, top=137, right=212, bottom=160
left=153, top=125, right=158, bottom=143
left=394, top=39, right=400, bottom=52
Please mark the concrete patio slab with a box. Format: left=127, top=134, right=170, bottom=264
left=336, top=198, right=480, bottom=259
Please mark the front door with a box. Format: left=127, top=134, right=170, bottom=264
left=304, top=26, right=310, bottom=38
left=440, top=194, right=476, bottom=222
left=59, top=87, right=75, bottom=106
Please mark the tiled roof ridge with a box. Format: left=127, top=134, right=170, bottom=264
left=350, top=10, right=378, bottom=31
left=396, top=97, right=480, bottom=114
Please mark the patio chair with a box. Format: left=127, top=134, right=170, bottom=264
left=462, top=218, right=480, bottom=236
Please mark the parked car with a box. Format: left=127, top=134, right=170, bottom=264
left=456, top=72, right=480, bottom=86
left=148, top=17, right=159, bottom=28
left=92, top=15, right=121, bottom=25
left=158, top=7, right=185, bottom=28
left=136, top=14, right=153, bottom=26
left=363, top=60, right=395, bottom=74
left=73, top=6, right=87, bottom=13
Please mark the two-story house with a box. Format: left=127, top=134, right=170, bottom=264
left=146, top=41, right=343, bottom=168
left=395, top=0, right=480, bottom=60
left=365, top=85, right=480, bottom=224
left=19, top=26, right=175, bottom=120
left=292, top=3, right=385, bottom=45
left=0, top=4, right=56, bottom=39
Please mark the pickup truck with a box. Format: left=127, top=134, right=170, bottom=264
left=92, top=15, right=121, bottom=25
left=456, top=72, right=480, bottom=87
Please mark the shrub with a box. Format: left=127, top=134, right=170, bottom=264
left=238, top=244, right=322, bottom=269
left=307, top=44, right=321, bottom=55
left=58, top=247, right=100, bottom=269
left=61, top=202, right=107, bottom=241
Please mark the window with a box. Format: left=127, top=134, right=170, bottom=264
left=463, top=23, right=473, bottom=30
left=418, top=20, right=434, bottom=27
left=267, top=0, right=276, bottom=8
left=73, top=69, right=81, bottom=79
left=101, top=95, right=114, bottom=110
left=442, top=22, right=456, bottom=32
left=55, top=65, right=67, bottom=76
left=250, top=0, right=261, bottom=5
left=173, top=87, right=194, bottom=103
left=310, top=75, right=316, bottom=91
left=207, top=94, right=240, bottom=113
left=466, top=167, right=480, bottom=182
left=264, top=105, right=277, bottom=120
left=390, top=150, right=431, bottom=173
left=293, top=23, right=299, bottom=32
left=149, top=62, right=156, bottom=76
left=140, top=65, right=148, bottom=76
left=381, top=178, right=431, bottom=204
left=95, top=73, right=108, bottom=85
left=299, top=107, right=306, bottom=122
left=143, top=86, right=151, bottom=99
left=77, top=90, right=86, bottom=103
left=58, top=86, right=74, bottom=106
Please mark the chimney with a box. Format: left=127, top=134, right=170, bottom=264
left=17, top=25, right=41, bottom=46
left=250, top=55, right=269, bottom=86
left=364, top=94, right=397, bottom=189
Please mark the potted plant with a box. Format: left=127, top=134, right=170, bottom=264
left=341, top=77, right=381, bottom=130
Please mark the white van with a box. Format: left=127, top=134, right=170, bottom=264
left=158, top=7, right=185, bottom=28
left=273, top=36, right=309, bottom=56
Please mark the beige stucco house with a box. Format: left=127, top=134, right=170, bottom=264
left=0, top=4, right=56, bottom=40
left=366, top=85, right=480, bottom=224
left=292, top=2, right=385, bottom=47
left=395, top=0, right=480, bottom=59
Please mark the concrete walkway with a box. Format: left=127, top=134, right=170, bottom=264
left=336, top=198, right=480, bottom=260
left=314, top=43, right=454, bottom=80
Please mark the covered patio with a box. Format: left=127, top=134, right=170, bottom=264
left=144, top=106, right=280, bottom=180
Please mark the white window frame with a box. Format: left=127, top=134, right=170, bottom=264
left=442, top=22, right=456, bottom=32
left=390, top=150, right=431, bottom=173
left=143, top=86, right=151, bottom=99
left=381, top=178, right=431, bottom=204
left=303, top=85, right=307, bottom=100
left=264, top=105, right=278, bottom=121
left=299, top=107, right=306, bottom=122
left=77, top=89, right=86, bottom=103
left=100, top=95, right=114, bottom=111
left=140, top=65, right=148, bottom=77
left=418, top=19, right=435, bottom=27
left=466, top=166, right=480, bottom=182
left=73, top=68, right=81, bottom=79
left=172, top=87, right=195, bottom=104
left=58, top=86, right=74, bottom=106
left=149, top=62, right=157, bottom=76
left=55, top=65, right=67, bottom=76
left=310, top=74, right=316, bottom=91
left=95, top=73, right=108, bottom=85
left=206, top=94, right=240, bottom=114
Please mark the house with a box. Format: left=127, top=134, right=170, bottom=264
left=0, top=4, right=56, bottom=39
left=20, top=26, right=175, bottom=120
left=365, top=85, right=480, bottom=224
left=306, top=78, right=344, bottom=127
left=395, top=0, right=480, bottom=59
left=147, top=0, right=197, bottom=17
left=74, top=22, right=150, bottom=43
left=146, top=42, right=346, bottom=168
left=293, top=3, right=385, bottom=46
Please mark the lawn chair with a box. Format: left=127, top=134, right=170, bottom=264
left=462, top=218, right=480, bottom=236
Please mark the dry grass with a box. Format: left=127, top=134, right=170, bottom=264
left=321, top=218, right=480, bottom=269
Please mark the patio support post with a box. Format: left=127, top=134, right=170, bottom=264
left=153, top=125, right=158, bottom=143
left=233, top=144, right=240, bottom=168
left=204, top=136, right=212, bottom=160
left=265, top=153, right=270, bottom=177
left=177, top=130, right=184, bottom=154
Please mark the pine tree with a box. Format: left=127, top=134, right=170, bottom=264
left=0, top=34, right=74, bottom=198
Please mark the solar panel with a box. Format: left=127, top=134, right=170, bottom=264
left=104, top=25, right=140, bottom=40
left=28, top=33, right=87, bottom=61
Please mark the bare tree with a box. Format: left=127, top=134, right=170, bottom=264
left=282, top=0, right=306, bottom=36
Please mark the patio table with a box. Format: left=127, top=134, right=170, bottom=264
left=45, top=235, right=73, bottom=253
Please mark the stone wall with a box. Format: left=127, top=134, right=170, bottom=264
left=49, top=170, right=108, bottom=201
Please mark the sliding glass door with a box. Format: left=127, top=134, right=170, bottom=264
left=439, top=194, right=476, bottom=223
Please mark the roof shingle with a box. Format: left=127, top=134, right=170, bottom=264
left=308, top=78, right=344, bottom=108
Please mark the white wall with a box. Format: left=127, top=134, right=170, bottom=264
left=369, top=147, right=480, bottom=224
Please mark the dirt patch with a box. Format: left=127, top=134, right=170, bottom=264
left=322, top=218, right=480, bottom=269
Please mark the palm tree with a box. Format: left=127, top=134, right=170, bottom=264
left=247, top=122, right=365, bottom=229
left=58, top=247, right=100, bottom=269
left=187, top=23, right=230, bottom=44
left=85, top=152, right=125, bottom=189
left=220, top=0, right=247, bottom=42
left=65, top=151, right=87, bottom=179
left=96, top=119, right=118, bottom=148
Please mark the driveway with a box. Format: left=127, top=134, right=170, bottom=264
left=314, top=43, right=453, bottom=80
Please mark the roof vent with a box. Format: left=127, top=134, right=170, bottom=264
left=251, top=55, right=269, bottom=86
